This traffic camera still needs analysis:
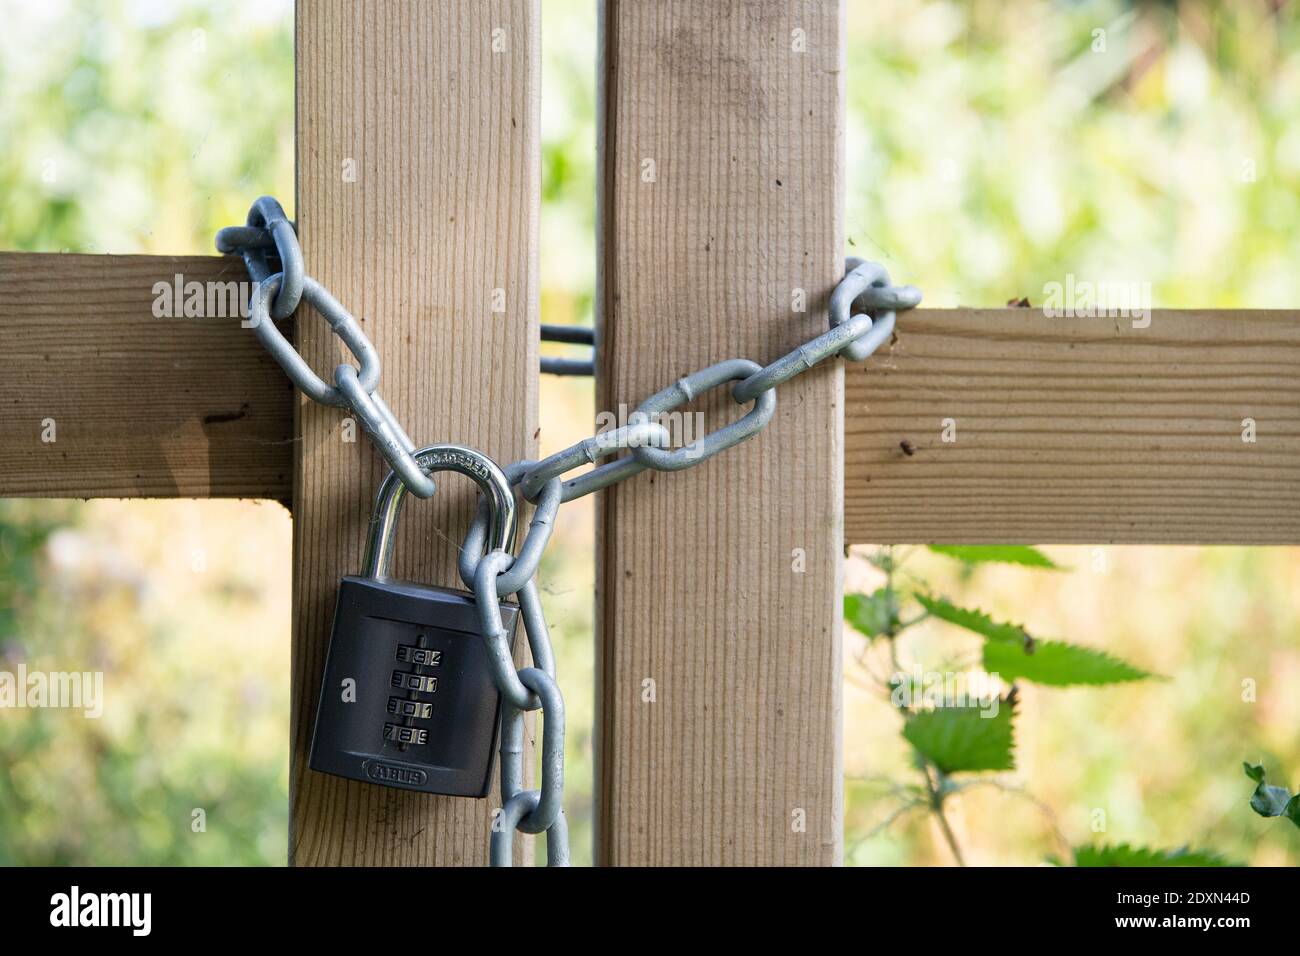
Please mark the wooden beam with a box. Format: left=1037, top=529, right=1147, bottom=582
left=596, top=0, right=844, bottom=865
left=4, top=255, right=1295, bottom=551
left=291, top=0, right=539, bottom=866
left=0, top=252, right=291, bottom=500
left=845, top=308, right=1300, bottom=545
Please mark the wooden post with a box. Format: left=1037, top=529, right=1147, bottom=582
left=595, top=0, right=844, bottom=865
left=291, top=0, right=539, bottom=866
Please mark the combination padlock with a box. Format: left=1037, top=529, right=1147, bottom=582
left=309, top=444, right=519, bottom=797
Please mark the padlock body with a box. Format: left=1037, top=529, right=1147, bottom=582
left=309, top=575, right=518, bottom=797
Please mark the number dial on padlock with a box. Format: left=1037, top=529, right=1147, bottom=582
left=309, top=575, right=519, bottom=797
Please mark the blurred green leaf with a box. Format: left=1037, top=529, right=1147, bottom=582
left=927, top=545, right=1063, bottom=570
left=1244, top=763, right=1300, bottom=828
left=844, top=589, right=896, bottom=640
left=914, top=593, right=1030, bottom=645
left=1064, top=844, right=1237, bottom=867
left=1249, top=785, right=1291, bottom=817
left=983, top=638, right=1152, bottom=686
left=902, top=700, right=1015, bottom=774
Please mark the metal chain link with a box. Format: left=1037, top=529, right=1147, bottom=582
left=218, top=196, right=921, bottom=868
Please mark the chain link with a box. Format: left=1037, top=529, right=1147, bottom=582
left=218, top=196, right=920, bottom=868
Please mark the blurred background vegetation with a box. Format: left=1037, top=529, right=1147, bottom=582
left=1, top=0, right=1296, bottom=865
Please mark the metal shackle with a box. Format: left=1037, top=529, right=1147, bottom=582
left=362, top=444, right=517, bottom=579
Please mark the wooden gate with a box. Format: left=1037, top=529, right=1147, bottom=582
left=1, top=0, right=1296, bottom=866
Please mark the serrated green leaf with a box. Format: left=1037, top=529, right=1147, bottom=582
left=1243, top=761, right=1266, bottom=784
left=917, top=593, right=1153, bottom=685
left=914, top=593, right=1030, bottom=645
left=902, top=700, right=1015, bottom=773
left=983, top=638, right=1152, bottom=686
left=844, top=589, right=895, bottom=640
left=1284, top=795, right=1300, bottom=829
left=1069, top=843, right=1236, bottom=867
left=927, top=544, right=1063, bottom=569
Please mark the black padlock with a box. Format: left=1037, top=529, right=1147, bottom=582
left=309, top=445, right=519, bottom=797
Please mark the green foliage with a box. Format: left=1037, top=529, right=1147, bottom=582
left=6, top=0, right=1294, bottom=869
left=848, top=544, right=1174, bottom=865
left=913, top=594, right=1032, bottom=645
left=0, top=500, right=291, bottom=866
left=1243, top=763, right=1300, bottom=829
left=0, top=0, right=294, bottom=255
left=983, top=638, right=1152, bottom=686
left=844, top=589, right=897, bottom=640
left=913, top=592, right=1152, bottom=685
left=903, top=700, right=1016, bottom=774
left=845, top=1, right=1300, bottom=311
left=0, top=502, right=73, bottom=638
left=928, top=545, right=1063, bottom=570
left=1065, top=844, right=1236, bottom=867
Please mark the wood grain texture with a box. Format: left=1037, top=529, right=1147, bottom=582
left=5, top=254, right=1294, bottom=555
left=846, top=308, right=1300, bottom=545
left=0, top=252, right=292, bottom=500
left=596, top=0, right=844, bottom=865
left=292, top=0, right=538, bottom=866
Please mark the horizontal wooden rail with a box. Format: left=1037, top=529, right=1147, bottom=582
left=4, top=261, right=1297, bottom=545
left=847, top=308, right=1300, bottom=544
left=1, top=252, right=291, bottom=500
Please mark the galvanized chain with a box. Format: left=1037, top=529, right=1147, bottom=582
left=458, top=256, right=918, bottom=868
left=217, top=198, right=595, bottom=499
left=498, top=253, right=922, bottom=506
left=218, top=196, right=921, bottom=868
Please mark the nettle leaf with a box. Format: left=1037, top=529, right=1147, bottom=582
left=1067, top=843, right=1236, bottom=867
left=1286, top=796, right=1300, bottom=828
left=917, top=594, right=1152, bottom=686
left=914, top=594, right=1030, bottom=645
left=1251, top=784, right=1293, bottom=818
left=902, top=699, right=1015, bottom=774
left=844, top=589, right=895, bottom=640
left=928, top=544, right=1063, bottom=570
left=983, top=638, right=1152, bottom=686
left=1243, top=763, right=1300, bottom=828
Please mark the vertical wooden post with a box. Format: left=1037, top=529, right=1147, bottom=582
left=291, top=1, right=539, bottom=866
left=596, top=1, right=844, bottom=864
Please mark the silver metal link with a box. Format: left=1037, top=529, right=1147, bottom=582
left=216, top=195, right=304, bottom=319
left=516, top=578, right=556, bottom=677
left=221, top=196, right=919, bottom=868
left=474, top=550, right=540, bottom=712
left=335, top=367, right=435, bottom=498
left=460, top=461, right=561, bottom=595
left=831, top=256, right=922, bottom=362
left=368, top=391, right=419, bottom=462
left=631, top=359, right=777, bottom=472
left=518, top=420, right=669, bottom=503
left=491, top=791, right=570, bottom=867
left=214, top=224, right=275, bottom=251
left=501, top=668, right=564, bottom=835
left=245, top=270, right=436, bottom=497
left=731, top=312, right=874, bottom=404
left=247, top=273, right=380, bottom=407
left=558, top=449, right=646, bottom=502
left=488, top=582, right=553, bottom=822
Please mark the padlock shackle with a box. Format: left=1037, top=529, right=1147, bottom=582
left=362, top=444, right=517, bottom=580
